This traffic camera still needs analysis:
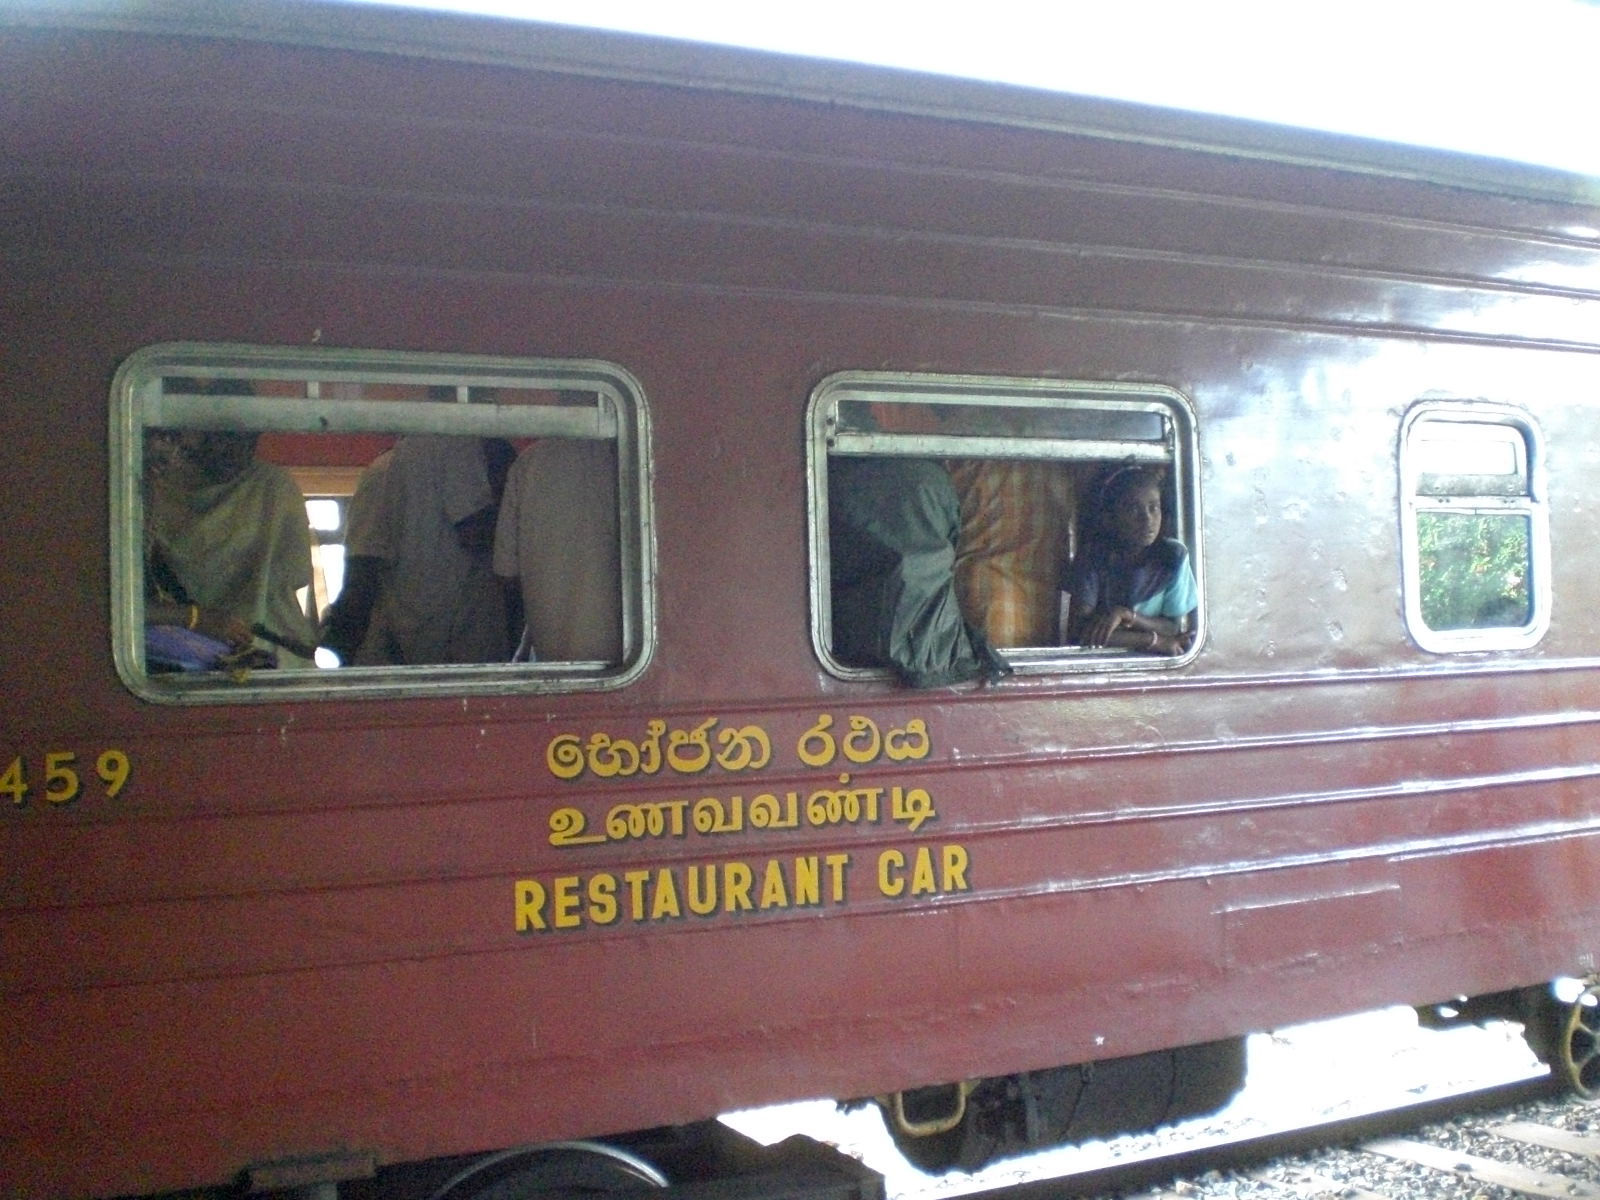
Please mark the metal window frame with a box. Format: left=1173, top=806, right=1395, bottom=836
left=807, top=371, right=1203, bottom=680
left=1399, top=400, right=1549, bottom=654
left=111, top=342, right=656, bottom=703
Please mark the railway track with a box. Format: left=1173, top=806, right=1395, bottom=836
left=724, top=1012, right=1580, bottom=1199
left=963, top=1076, right=1589, bottom=1199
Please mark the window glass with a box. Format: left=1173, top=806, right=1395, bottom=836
left=1401, top=405, right=1546, bottom=652
left=808, top=373, right=1201, bottom=681
left=1413, top=420, right=1528, bottom=497
left=112, top=344, right=653, bottom=703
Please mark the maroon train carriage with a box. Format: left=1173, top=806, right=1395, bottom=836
left=4, top=3, right=1600, bottom=1198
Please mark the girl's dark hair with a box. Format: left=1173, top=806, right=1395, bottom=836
left=1088, top=464, right=1168, bottom=543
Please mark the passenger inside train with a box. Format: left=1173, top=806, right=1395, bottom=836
left=316, top=446, right=393, bottom=665
left=143, top=428, right=262, bottom=672
left=131, top=360, right=646, bottom=685
left=819, top=379, right=1201, bottom=678
left=316, top=388, right=516, bottom=666
left=143, top=378, right=320, bottom=671
left=827, top=454, right=1010, bottom=687
left=493, top=417, right=625, bottom=665
left=1062, top=464, right=1197, bottom=656
left=948, top=457, right=1078, bottom=648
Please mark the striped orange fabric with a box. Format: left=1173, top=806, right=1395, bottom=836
left=949, top=459, right=1078, bottom=647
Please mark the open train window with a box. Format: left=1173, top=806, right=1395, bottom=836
left=111, top=343, right=654, bottom=703
left=1400, top=403, right=1548, bottom=653
left=808, top=372, right=1201, bottom=682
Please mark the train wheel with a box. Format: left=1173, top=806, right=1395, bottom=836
left=426, top=1141, right=669, bottom=1200
left=1550, top=980, right=1600, bottom=1100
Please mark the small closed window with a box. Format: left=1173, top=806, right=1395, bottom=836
left=808, top=372, right=1201, bottom=683
left=112, top=343, right=654, bottom=703
left=1400, top=403, right=1547, bottom=652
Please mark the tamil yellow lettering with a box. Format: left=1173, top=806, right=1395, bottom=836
left=748, top=791, right=800, bottom=829
left=806, top=775, right=879, bottom=826
left=693, top=794, right=744, bottom=834
left=890, top=786, right=935, bottom=833
left=607, top=800, right=689, bottom=840
left=548, top=807, right=607, bottom=846
left=551, top=784, right=939, bottom=848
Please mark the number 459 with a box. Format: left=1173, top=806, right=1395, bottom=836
left=2, top=750, right=131, bottom=806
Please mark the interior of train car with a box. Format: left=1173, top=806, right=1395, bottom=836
left=116, top=345, right=653, bottom=699
left=127, top=354, right=1540, bottom=696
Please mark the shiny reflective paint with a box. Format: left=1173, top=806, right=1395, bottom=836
left=2, top=3, right=1600, bottom=1197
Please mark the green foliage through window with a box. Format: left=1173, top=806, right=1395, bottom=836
left=1416, top=511, right=1530, bottom=631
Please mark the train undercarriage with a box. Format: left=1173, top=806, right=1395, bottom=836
left=1417, top=977, right=1600, bottom=1100
left=146, top=980, right=1600, bottom=1200
left=872, top=1038, right=1248, bottom=1173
